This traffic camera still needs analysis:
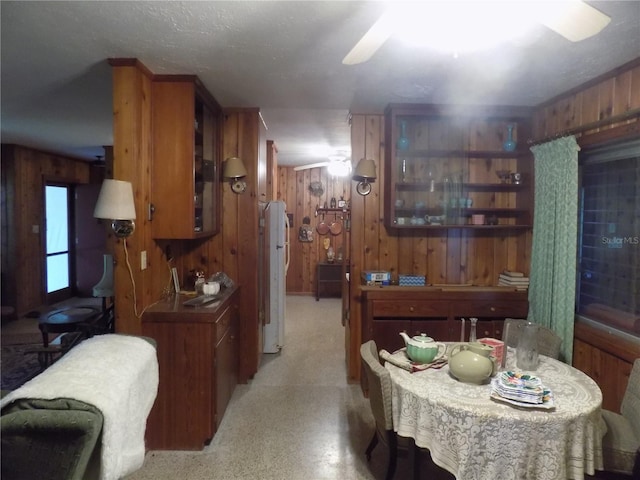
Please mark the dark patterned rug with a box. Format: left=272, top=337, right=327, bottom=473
left=0, top=343, right=47, bottom=391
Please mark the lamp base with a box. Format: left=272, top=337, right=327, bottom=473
left=231, top=179, right=247, bottom=194
left=111, top=219, right=135, bottom=238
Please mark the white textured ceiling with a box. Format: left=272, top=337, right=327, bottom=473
left=1, top=1, right=639, bottom=166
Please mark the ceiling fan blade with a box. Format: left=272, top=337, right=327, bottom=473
left=342, top=10, right=396, bottom=65
left=293, top=162, right=330, bottom=171
left=540, top=0, right=611, bottom=42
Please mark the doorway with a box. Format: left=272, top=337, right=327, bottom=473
left=45, top=183, right=74, bottom=304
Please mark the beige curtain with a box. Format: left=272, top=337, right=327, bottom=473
left=529, top=136, right=580, bottom=363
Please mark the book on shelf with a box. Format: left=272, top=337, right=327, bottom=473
left=502, top=270, right=526, bottom=278
left=499, top=274, right=530, bottom=284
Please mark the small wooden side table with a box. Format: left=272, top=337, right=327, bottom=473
left=316, top=262, right=343, bottom=301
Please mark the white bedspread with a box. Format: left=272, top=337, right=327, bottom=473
left=1, top=334, right=159, bottom=480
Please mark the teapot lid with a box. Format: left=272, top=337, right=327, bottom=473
left=412, top=333, right=434, bottom=343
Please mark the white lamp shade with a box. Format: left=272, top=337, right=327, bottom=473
left=93, top=179, right=136, bottom=220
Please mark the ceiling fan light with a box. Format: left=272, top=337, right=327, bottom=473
left=397, top=2, right=536, bottom=54
left=328, top=160, right=351, bottom=177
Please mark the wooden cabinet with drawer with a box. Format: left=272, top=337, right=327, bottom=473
left=361, top=286, right=528, bottom=355
left=142, top=286, right=239, bottom=450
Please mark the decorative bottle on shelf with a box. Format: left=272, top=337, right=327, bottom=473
left=330, top=197, right=337, bottom=208
left=516, top=322, right=539, bottom=370
left=503, top=124, right=517, bottom=152
left=397, top=120, right=410, bottom=151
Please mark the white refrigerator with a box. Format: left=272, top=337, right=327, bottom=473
left=263, top=200, right=289, bottom=353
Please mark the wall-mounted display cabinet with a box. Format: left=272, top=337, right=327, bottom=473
left=384, top=104, right=534, bottom=231
left=152, top=76, right=222, bottom=239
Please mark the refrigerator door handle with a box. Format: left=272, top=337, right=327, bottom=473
left=284, top=212, right=290, bottom=274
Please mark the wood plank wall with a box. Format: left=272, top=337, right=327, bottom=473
left=532, top=57, right=640, bottom=412
left=1, top=145, right=92, bottom=315
left=533, top=58, right=640, bottom=139
left=276, top=167, right=350, bottom=294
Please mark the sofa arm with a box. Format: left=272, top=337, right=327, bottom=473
left=1, top=398, right=103, bottom=480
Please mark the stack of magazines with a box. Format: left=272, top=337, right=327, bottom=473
left=490, top=371, right=553, bottom=408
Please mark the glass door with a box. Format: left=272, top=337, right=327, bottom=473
left=45, top=183, right=73, bottom=303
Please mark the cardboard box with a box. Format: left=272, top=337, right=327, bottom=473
left=478, top=337, right=505, bottom=365
left=399, top=275, right=426, bottom=286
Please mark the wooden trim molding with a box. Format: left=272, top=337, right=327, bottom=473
left=574, top=321, right=640, bottom=364
left=528, top=109, right=640, bottom=147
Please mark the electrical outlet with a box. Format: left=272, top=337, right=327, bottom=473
left=140, top=250, right=147, bottom=270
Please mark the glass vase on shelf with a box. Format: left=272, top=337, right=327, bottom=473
left=503, top=124, right=517, bottom=152
left=397, top=120, right=410, bottom=151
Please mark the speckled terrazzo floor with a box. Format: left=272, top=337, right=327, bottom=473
left=124, top=295, right=432, bottom=480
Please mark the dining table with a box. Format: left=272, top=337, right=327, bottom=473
left=384, top=345, right=605, bottom=480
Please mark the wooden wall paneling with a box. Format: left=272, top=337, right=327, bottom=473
left=630, top=65, right=640, bottom=111
left=266, top=140, right=277, bottom=201
left=285, top=168, right=300, bottom=293
left=348, top=114, right=367, bottom=381
left=2, top=146, right=92, bottom=315
left=223, top=109, right=262, bottom=381
left=1, top=145, right=17, bottom=312
left=597, top=77, right=616, bottom=131
left=221, top=112, right=241, bottom=290
left=612, top=68, right=632, bottom=129
left=111, top=63, right=153, bottom=334
left=363, top=116, right=382, bottom=272
left=579, top=84, right=601, bottom=136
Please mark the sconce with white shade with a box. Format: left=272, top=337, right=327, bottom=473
left=352, top=158, right=377, bottom=196
left=93, top=179, right=137, bottom=237
left=223, top=156, right=248, bottom=194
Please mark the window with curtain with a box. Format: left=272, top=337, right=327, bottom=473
left=577, top=139, right=639, bottom=338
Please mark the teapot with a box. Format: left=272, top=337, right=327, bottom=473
left=399, top=332, right=446, bottom=364
left=448, top=342, right=494, bottom=384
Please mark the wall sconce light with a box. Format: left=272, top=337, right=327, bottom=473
left=223, top=156, right=248, bottom=194
left=352, top=158, right=377, bottom=196
left=93, top=179, right=137, bottom=237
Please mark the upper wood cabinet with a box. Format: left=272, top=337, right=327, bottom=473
left=383, top=104, right=534, bottom=232
left=151, top=76, right=222, bottom=239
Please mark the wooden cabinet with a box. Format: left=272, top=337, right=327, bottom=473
left=384, top=104, right=534, bottom=231
left=361, top=286, right=528, bottom=354
left=142, top=287, right=239, bottom=450
left=573, top=321, right=640, bottom=412
left=151, top=76, right=222, bottom=239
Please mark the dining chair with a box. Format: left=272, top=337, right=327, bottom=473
left=502, top=318, right=563, bottom=360
left=600, top=358, right=640, bottom=477
left=360, top=340, right=418, bottom=480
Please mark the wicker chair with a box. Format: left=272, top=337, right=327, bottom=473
left=600, top=358, right=640, bottom=477
left=503, top=318, right=563, bottom=360
left=360, top=340, right=418, bottom=480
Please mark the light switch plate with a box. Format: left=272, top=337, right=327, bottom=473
left=141, top=250, right=147, bottom=270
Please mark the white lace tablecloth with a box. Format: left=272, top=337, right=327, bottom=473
left=385, top=347, right=604, bottom=480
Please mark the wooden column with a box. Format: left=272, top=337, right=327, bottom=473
left=109, top=59, right=154, bottom=334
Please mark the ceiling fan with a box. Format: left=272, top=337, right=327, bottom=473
left=343, top=0, right=611, bottom=65
left=293, top=154, right=352, bottom=176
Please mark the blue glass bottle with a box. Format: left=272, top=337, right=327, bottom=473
left=503, top=124, right=517, bottom=152
left=397, top=120, right=410, bottom=151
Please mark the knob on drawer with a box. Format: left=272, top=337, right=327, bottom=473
left=490, top=307, right=496, bottom=312
left=409, top=306, right=415, bottom=312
